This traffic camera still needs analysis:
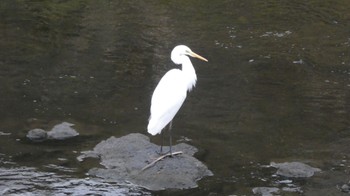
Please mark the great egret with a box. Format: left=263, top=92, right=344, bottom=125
left=147, top=45, right=208, bottom=155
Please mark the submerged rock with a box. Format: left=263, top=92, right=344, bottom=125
left=252, top=187, right=279, bottom=196
left=270, top=162, right=321, bottom=178
left=78, top=133, right=213, bottom=191
left=26, top=128, right=47, bottom=141
left=340, top=183, right=350, bottom=193
left=47, top=122, right=79, bottom=140
left=26, top=122, right=79, bottom=141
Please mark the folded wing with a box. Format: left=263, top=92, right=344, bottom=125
left=147, top=69, right=187, bottom=135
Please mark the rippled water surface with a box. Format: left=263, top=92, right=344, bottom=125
left=1, top=0, right=350, bottom=195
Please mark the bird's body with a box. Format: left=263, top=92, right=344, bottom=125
left=147, top=45, right=207, bottom=154
left=147, top=69, right=187, bottom=135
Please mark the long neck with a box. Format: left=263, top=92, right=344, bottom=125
left=181, top=56, right=197, bottom=92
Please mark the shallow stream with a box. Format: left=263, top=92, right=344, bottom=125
left=1, top=0, right=350, bottom=195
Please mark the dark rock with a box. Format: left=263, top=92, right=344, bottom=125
left=26, top=129, right=47, bottom=142
left=26, top=122, right=78, bottom=141
left=78, top=133, right=213, bottom=190
left=340, top=184, right=350, bottom=193
left=47, top=122, right=79, bottom=140
left=270, top=162, right=321, bottom=178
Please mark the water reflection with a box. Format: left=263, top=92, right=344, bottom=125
left=1, top=0, right=350, bottom=195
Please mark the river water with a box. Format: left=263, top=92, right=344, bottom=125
left=1, top=0, right=350, bottom=195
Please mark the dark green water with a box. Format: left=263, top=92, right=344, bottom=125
left=1, top=0, right=350, bottom=195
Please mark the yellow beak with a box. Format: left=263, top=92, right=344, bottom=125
left=189, top=51, right=208, bottom=62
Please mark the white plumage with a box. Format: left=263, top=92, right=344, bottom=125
left=147, top=45, right=207, bottom=137
left=147, top=69, right=187, bottom=135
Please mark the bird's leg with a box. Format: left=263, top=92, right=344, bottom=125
left=168, top=120, right=173, bottom=156
left=159, top=130, right=164, bottom=154
left=156, top=121, right=173, bottom=156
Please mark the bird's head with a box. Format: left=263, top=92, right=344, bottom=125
left=171, top=45, right=208, bottom=65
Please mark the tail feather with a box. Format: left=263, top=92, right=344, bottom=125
left=147, top=116, right=167, bottom=136
left=147, top=122, right=159, bottom=136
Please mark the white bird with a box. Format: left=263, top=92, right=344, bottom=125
left=147, top=45, right=208, bottom=155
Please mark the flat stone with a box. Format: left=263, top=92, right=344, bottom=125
left=78, top=133, right=213, bottom=190
left=270, top=162, right=321, bottom=178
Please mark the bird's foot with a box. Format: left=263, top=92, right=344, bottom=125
left=156, top=148, right=173, bottom=157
